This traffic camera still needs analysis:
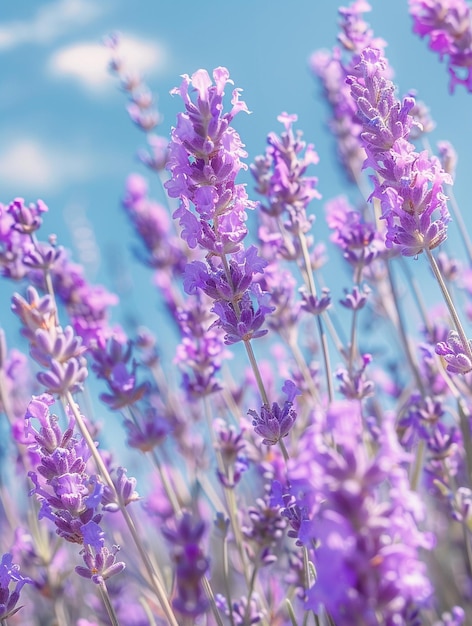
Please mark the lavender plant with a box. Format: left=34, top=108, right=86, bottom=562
left=1, top=1, right=472, bottom=625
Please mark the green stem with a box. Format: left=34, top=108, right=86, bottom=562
left=386, top=261, right=425, bottom=394
left=425, top=247, right=472, bottom=359
left=298, top=232, right=334, bottom=402
left=279, top=438, right=290, bottom=462
left=98, top=579, right=122, bottom=626
left=244, top=339, right=270, bottom=406
left=243, top=560, right=260, bottom=625
left=409, top=439, right=425, bottom=491
left=201, top=576, right=225, bottom=626
left=222, top=535, right=236, bottom=626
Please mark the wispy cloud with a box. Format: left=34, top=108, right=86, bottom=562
left=47, top=34, right=167, bottom=93
left=0, top=0, right=104, bottom=52
left=0, top=138, right=94, bottom=193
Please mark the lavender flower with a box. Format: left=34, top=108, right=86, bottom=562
left=348, top=47, right=452, bottom=257
left=310, top=0, right=388, bottom=182
left=251, top=112, right=320, bottom=236
left=166, top=66, right=252, bottom=255
left=24, top=394, right=103, bottom=544
left=436, top=329, right=472, bottom=374
left=249, top=380, right=300, bottom=446
left=75, top=540, right=125, bottom=585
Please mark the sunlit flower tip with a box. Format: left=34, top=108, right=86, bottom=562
left=248, top=380, right=300, bottom=446
left=436, top=330, right=472, bottom=375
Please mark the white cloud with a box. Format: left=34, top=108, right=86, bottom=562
left=47, top=35, right=167, bottom=93
left=0, top=138, right=93, bottom=192
left=0, top=0, right=103, bottom=52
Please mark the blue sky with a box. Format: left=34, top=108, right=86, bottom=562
left=1, top=0, right=472, bottom=346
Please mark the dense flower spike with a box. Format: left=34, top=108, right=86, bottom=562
left=24, top=394, right=104, bottom=544
left=348, top=47, right=452, bottom=256
left=166, top=66, right=252, bottom=254
left=251, top=113, right=320, bottom=236
left=410, top=0, right=472, bottom=92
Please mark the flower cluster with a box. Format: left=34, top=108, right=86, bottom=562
left=2, top=2, right=472, bottom=625
left=348, top=47, right=452, bottom=257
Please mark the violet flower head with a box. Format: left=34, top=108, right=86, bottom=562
left=348, top=47, right=452, bottom=257
left=249, top=380, right=300, bottom=446
left=251, top=112, right=320, bottom=236
left=76, top=530, right=125, bottom=585
left=211, top=285, right=274, bottom=345
left=24, top=394, right=104, bottom=545
left=436, top=329, right=472, bottom=375
left=0, top=553, right=32, bottom=620
left=410, top=0, right=472, bottom=93
left=166, top=66, right=253, bottom=255
left=122, top=173, right=186, bottom=272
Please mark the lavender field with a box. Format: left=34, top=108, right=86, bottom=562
left=1, top=1, right=472, bottom=624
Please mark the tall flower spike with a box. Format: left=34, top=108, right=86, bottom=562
left=166, top=67, right=253, bottom=255
left=347, top=47, right=452, bottom=257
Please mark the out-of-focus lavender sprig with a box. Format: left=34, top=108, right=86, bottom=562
left=106, top=32, right=169, bottom=174
left=0, top=553, right=32, bottom=621
left=310, top=0, right=389, bottom=184
left=410, top=0, right=472, bottom=93
left=162, top=512, right=210, bottom=620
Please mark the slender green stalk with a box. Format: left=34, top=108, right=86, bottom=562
left=409, top=439, right=426, bottom=491
left=425, top=247, right=472, bottom=360
left=243, top=560, right=260, bottom=625
left=221, top=534, right=236, bottom=626
left=385, top=261, right=425, bottom=393
left=201, top=576, right=226, bottom=626
left=279, top=438, right=290, bottom=463
left=286, top=599, right=300, bottom=626
left=98, top=579, right=122, bottom=626
left=298, top=232, right=334, bottom=402
left=244, top=338, right=270, bottom=406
